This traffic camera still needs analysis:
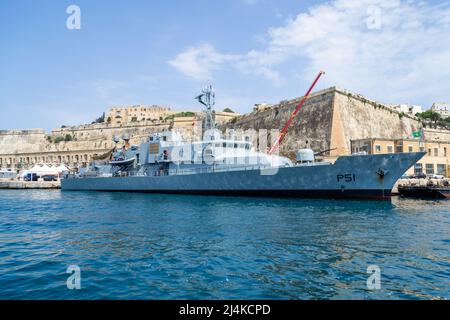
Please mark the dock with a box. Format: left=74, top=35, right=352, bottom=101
left=0, top=179, right=60, bottom=189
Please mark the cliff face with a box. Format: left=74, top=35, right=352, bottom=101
left=226, top=87, right=422, bottom=158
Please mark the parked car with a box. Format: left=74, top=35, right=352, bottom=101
left=430, top=174, right=445, bottom=180
left=41, top=175, right=57, bottom=181
left=24, top=173, right=38, bottom=181
left=412, top=173, right=426, bottom=179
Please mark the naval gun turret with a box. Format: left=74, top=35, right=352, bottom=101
left=296, top=149, right=315, bottom=164
left=109, top=134, right=140, bottom=174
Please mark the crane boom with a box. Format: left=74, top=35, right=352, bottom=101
left=268, top=71, right=325, bottom=155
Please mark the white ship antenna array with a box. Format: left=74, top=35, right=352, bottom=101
left=195, top=85, right=215, bottom=132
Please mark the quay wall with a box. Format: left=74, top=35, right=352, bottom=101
left=0, top=180, right=60, bottom=189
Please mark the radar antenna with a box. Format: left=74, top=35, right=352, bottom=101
left=195, top=85, right=215, bottom=132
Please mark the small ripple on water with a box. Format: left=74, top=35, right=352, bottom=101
left=0, top=190, right=449, bottom=299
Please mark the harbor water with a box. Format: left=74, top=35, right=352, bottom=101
left=0, top=189, right=448, bottom=299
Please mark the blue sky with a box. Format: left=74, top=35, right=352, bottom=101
left=1, top=0, right=450, bottom=131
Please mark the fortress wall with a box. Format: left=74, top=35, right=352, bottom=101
left=228, top=88, right=335, bottom=158
left=422, top=128, right=450, bottom=142
left=228, top=87, right=423, bottom=158
left=0, top=123, right=172, bottom=159
left=333, top=88, right=422, bottom=154
left=51, top=121, right=171, bottom=142
left=0, top=130, right=47, bottom=154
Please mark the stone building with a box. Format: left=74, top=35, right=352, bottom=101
left=388, top=104, right=422, bottom=116
left=431, top=103, right=450, bottom=118
left=351, top=133, right=450, bottom=177
left=106, top=105, right=174, bottom=126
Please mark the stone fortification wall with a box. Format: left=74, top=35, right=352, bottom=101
left=0, top=130, right=48, bottom=154
left=227, top=88, right=335, bottom=158
left=227, top=87, right=423, bottom=158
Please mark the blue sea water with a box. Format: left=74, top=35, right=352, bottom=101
left=0, top=189, right=448, bottom=300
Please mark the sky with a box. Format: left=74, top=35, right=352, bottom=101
left=1, top=0, right=450, bottom=131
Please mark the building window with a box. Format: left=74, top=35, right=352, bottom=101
left=425, top=164, right=434, bottom=175
left=445, top=148, right=447, bottom=157
left=375, top=145, right=381, bottom=153
left=414, top=163, right=423, bottom=175
left=408, top=146, right=413, bottom=152
left=437, top=164, right=446, bottom=176
left=387, top=145, right=394, bottom=153
left=428, top=148, right=431, bottom=156
left=434, top=148, right=439, bottom=157
left=420, top=146, right=425, bottom=152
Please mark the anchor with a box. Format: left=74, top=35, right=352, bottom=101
left=376, top=168, right=389, bottom=178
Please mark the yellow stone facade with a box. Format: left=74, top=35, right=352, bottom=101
left=106, top=105, right=174, bottom=126
left=351, top=136, right=450, bottom=177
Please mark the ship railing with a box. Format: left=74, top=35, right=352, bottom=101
left=69, top=164, right=284, bottom=179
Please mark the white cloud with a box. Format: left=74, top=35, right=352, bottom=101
left=170, top=0, right=450, bottom=105
left=92, top=80, right=127, bottom=100
left=168, top=43, right=238, bottom=81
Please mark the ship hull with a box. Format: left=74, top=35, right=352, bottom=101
left=61, top=152, right=425, bottom=200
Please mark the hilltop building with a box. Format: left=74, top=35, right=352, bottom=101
left=431, top=103, right=450, bottom=118
left=388, top=104, right=422, bottom=116
left=106, top=105, right=174, bottom=126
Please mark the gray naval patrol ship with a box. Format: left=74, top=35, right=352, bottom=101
left=62, top=86, right=425, bottom=200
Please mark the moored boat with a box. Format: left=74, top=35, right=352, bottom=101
left=61, top=77, right=426, bottom=200
left=398, top=185, right=450, bottom=199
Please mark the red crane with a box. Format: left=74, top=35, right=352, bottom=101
left=268, top=71, right=325, bottom=155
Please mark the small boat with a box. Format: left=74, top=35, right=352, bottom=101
left=398, top=185, right=450, bottom=199
left=109, top=157, right=135, bottom=166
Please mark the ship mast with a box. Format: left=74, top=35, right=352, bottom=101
left=195, top=85, right=216, bottom=134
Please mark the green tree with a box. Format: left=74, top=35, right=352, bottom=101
left=416, top=110, right=441, bottom=126
left=165, top=112, right=196, bottom=120
left=223, top=108, right=235, bottom=113
left=53, top=136, right=64, bottom=143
